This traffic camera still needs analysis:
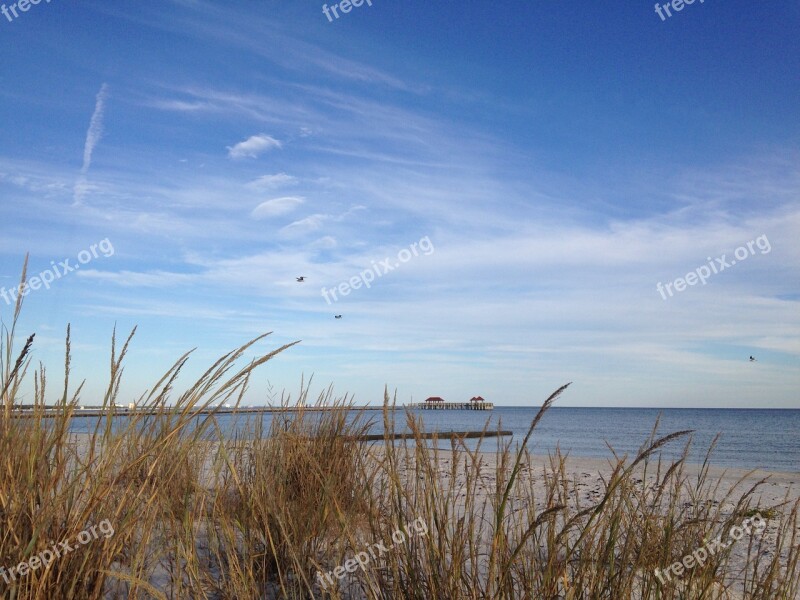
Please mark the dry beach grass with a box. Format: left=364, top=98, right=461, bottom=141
left=1, top=267, right=798, bottom=599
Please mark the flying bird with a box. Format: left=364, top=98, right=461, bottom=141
left=335, top=315, right=342, bottom=319
left=749, top=356, right=757, bottom=362
left=296, top=276, right=306, bottom=282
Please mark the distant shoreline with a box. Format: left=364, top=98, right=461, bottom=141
left=11, top=405, right=800, bottom=416
left=8, top=405, right=391, bottom=418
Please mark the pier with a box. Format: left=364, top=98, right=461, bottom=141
left=356, top=429, right=507, bottom=441
left=411, top=395, right=494, bottom=410
left=412, top=401, right=493, bottom=411
left=8, top=399, right=494, bottom=417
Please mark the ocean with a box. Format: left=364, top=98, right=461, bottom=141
left=404, top=407, right=800, bottom=473
left=61, top=407, right=799, bottom=473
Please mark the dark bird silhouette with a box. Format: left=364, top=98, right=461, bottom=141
left=749, top=356, right=757, bottom=362
left=296, top=276, right=306, bottom=282
left=335, top=315, right=342, bottom=319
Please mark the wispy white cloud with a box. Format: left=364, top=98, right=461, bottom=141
left=275, top=205, right=367, bottom=237
left=310, top=236, right=337, bottom=250
left=77, top=269, right=195, bottom=287
left=251, top=196, right=305, bottom=219
left=147, top=99, right=210, bottom=112
left=334, top=205, right=367, bottom=221
left=73, top=83, right=110, bottom=206
left=147, top=87, right=305, bottom=126
left=279, top=213, right=327, bottom=237
left=248, top=173, right=297, bottom=189
left=227, top=134, right=282, bottom=159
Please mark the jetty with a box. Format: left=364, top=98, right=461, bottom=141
left=355, top=430, right=509, bottom=441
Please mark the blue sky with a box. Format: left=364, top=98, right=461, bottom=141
left=1, top=0, right=798, bottom=408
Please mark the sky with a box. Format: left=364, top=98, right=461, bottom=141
left=0, top=0, right=798, bottom=408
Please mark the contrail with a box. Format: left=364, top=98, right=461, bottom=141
left=73, top=83, right=109, bottom=205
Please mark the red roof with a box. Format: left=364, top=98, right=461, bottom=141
left=469, top=396, right=485, bottom=402
left=424, top=396, right=445, bottom=402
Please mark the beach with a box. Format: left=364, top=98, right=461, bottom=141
left=375, top=445, right=800, bottom=600
left=1, top=401, right=797, bottom=599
